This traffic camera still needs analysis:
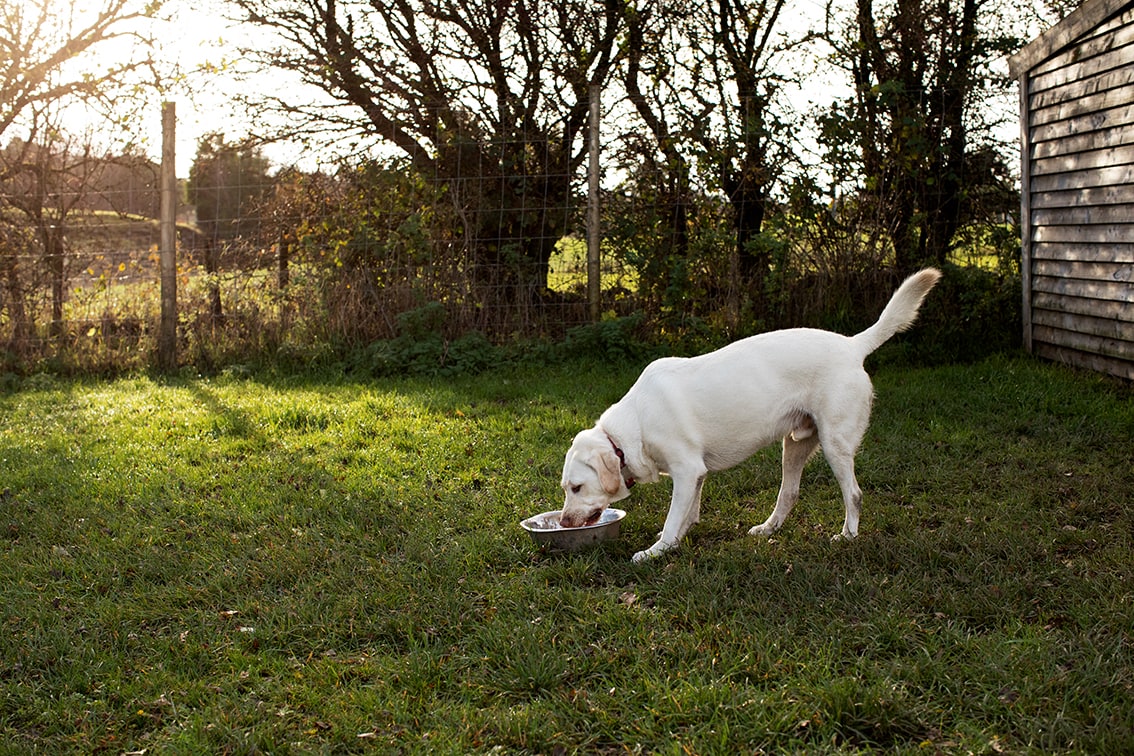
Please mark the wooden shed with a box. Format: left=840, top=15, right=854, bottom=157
left=1008, top=0, right=1134, bottom=380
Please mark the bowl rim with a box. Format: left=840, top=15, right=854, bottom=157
left=520, top=508, right=626, bottom=533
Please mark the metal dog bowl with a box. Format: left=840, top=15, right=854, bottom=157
left=520, top=508, right=626, bottom=551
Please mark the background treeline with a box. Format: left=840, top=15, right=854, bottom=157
left=0, top=0, right=1048, bottom=375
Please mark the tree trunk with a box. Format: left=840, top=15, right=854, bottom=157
left=42, top=226, right=65, bottom=338
left=0, top=240, right=28, bottom=349
left=732, top=180, right=768, bottom=282
left=205, top=237, right=223, bottom=323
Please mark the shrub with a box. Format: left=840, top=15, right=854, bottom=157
left=875, top=263, right=1022, bottom=366
left=347, top=302, right=499, bottom=377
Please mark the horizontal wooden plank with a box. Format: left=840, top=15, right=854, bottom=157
left=1032, top=17, right=1134, bottom=75
left=1030, top=26, right=1134, bottom=85
left=1033, top=258, right=1134, bottom=283
left=1091, top=5, right=1134, bottom=36
left=1010, top=0, right=1134, bottom=77
left=1029, top=21, right=1134, bottom=85
left=1032, top=273, right=1133, bottom=302
left=1032, top=241, right=1134, bottom=264
left=1031, top=222, right=1134, bottom=244
left=1031, top=144, right=1134, bottom=176
left=1030, top=102, right=1134, bottom=143
left=1031, top=77, right=1134, bottom=126
left=1033, top=323, right=1134, bottom=360
left=1033, top=306, right=1134, bottom=340
left=1033, top=341, right=1134, bottom=380
left=1031, top=183, right=1133, bottom=208
left=1033, top=290, right=1134, bottom=322
left=1029, top=164, right=1134, bottom=192
left=1032, top=123, right=1134, bottom=159
left=1031, top=203, right=1134, bottom=224
left=1031, top=61, right=1134, bottom=112
left=1034, top=65, right=1134, bottom=115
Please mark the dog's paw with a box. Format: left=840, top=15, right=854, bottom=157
left=748, top=523, right=777, bottom=538
left=830, top=530, right=858, bottom=542
left=632, top=540, right=676, bottom=563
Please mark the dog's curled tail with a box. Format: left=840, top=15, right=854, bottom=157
left=853, top=268, right=942, bottom=359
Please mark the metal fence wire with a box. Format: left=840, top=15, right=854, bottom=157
left=0, top=100, right=1018, bottom=374
left=0, top=101, right=649, bottom=372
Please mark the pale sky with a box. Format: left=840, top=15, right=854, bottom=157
left=38, top=0, right=317, bottom=176
left=67, top=0, right=847, bottom=178
left=43, top=0, right=1028, bottom=181
left=140, top=0, right=314, bottom=175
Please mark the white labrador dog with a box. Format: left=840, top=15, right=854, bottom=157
left=559, top=268, right=941, bottom=562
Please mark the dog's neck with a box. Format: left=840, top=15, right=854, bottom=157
left=596, top=412, right=660, bottom=483
left=606, top=434, right=636, bottom=488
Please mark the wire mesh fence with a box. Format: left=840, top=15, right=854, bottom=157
left=0, top=0, right=1040, bottom=376
left=0, top=104, right=1021, bottom=376
left=0, top=119, right=638, bottom=373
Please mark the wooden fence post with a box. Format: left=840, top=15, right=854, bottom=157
left=158, top=101, right=178, bottom=371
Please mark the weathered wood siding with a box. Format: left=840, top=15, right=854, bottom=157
left=1014, top=0, right=1134, bottom=380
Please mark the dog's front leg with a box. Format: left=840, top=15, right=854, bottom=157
left=632, top=467, right=706, bottom=563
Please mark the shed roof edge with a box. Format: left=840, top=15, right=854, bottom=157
left=1008, top=0, right=1133, bottom=77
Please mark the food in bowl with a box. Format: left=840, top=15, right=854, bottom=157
left=520, top=508, right=626, bottom=551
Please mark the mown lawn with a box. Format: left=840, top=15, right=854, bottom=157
left=1, top=354, right=1131, bottom=754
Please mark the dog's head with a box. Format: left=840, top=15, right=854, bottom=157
left=559, top=427, right=632, bottom=527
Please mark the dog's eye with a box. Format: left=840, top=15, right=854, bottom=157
left=570, top=484, right=582, bottom=494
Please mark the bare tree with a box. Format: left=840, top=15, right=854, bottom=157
left=622, top=0, right=695, bottom=263
left=621, top=0, right=815, bottom=317
left=225, top=0, right=624, bottom=301
left=0, top=0, right=155, bottom=154
left=3, top=128, right=113, bottom=336
left=0, top=0, right=156, bottom=348
left=693, top=0, right=812, bottom=294
left=0, top=214, right=33, bottom=349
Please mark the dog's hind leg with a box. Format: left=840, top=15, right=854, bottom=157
left=749, top=432, right=820, bottom=538
left=822, top=440, right=863, bottom=540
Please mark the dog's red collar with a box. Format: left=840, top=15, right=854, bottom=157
left=608, top=435, right=636, bottom=488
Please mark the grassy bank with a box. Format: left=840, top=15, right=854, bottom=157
left=1, top=355, right=1131, bottom=753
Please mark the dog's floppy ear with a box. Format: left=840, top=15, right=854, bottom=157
left=594, top=448, right=623, bottom=495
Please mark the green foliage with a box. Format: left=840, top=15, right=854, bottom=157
left=877, top=263, right=1022, bottom=367
left=601, top=171, right=738, bottom=325
left=295, top=162, right=446, bottom=272
left=560, top=314, right=657, bottom=364
left=346, top=310, right=666, bottom=379
left=348, top=302, right=499, bottom=377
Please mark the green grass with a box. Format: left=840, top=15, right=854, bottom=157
left=1, top=355, right=1132, bottom=753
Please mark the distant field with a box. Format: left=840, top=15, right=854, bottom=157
left=1, top=355, right=1131, bottom=753
left=548, top=236, right=639, bottom=294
